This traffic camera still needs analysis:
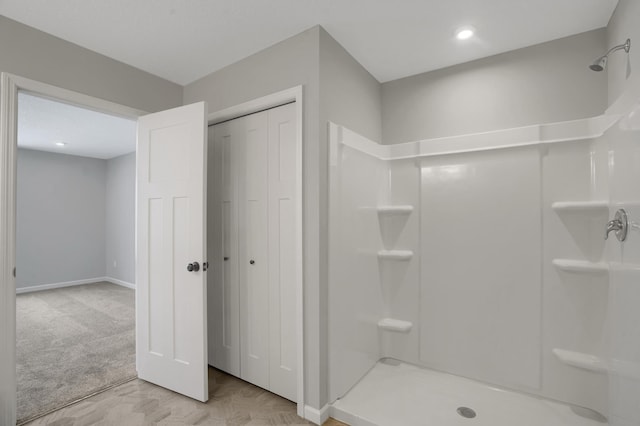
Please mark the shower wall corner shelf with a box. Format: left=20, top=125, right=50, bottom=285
left=376, top=205, right=414, bottom=215
left=552, top=259, right=609, bottom=274
left=377, top=250, right=413, bottom=261
left=552, top=348, right=607, bottom=373
left=551, top=201, right=608, bottom=213
left=378, top=318, right=413, bottom=332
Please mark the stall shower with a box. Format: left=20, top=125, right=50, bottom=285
left=327, top=93, right=640, bottom=425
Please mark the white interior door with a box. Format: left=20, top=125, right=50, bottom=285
left=136, top=101, right=208, bottom=402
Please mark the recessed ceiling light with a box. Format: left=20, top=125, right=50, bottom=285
left=456, top=27, right=475, bottom=40
left=55, top=142, right=66, bottom=147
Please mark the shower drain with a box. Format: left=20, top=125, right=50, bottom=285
left=456, top=407, right=477, bottom=419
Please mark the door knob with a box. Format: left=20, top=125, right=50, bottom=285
left=187, top=262, right=200, bottom=272
left=249, top=260, right=255, bottom=265
left=605, top=209, right=628, bottom=241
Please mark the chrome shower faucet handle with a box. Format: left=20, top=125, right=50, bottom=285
left=605, top=209, right=628, bottom=242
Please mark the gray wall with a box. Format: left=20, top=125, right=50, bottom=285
left=319, top=28, right=382, bottom=143
left=16, top=149, right=107, bottom=288
left=381, top=29, right=608, bottom=143
left=606, top=0, right=640, bottom=105
left=0, top=15, right=182, bottom=113
left=17, top=149, right=135, bottom=289
left=105, top=152, right=136, bottom=285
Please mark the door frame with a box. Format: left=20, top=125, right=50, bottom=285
left=207, top=86, right=305, bottom=417
left=0, top=73, right=147, bottom=425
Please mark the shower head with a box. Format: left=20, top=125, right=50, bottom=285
left=590, top=56, right=608, bottom=72
left=589, top=38, right=631, bottom=72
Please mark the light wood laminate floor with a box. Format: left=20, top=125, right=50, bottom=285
left=24, top=368, right=348, bottom=426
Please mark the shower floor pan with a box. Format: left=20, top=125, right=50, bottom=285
left=331, top=360, right=607, bottom=426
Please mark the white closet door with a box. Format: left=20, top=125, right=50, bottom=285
left=209, top=120, right=241, bottom=376
left=267, top=103, right=297, bottom=401
left=239, top=110, right=270, bottom=389
left=208, top=102, right=297, bottom=401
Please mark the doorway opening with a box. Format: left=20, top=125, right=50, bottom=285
left=15, top=91, right=138, bottom=424
left=0, top=73, right=147, bottom=425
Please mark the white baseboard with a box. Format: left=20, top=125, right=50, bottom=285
left=16, top=276, right=135, bottom=294
left=16, top=277, right=105, bottom=294
left=104, top=277, right=135, bottom=290
left=330, top=405, right=377, bottom=426
left=304, top=404, right=330, bottom=425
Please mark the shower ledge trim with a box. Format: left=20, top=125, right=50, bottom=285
left=331, top=113, right=621, bottom=161
left=551, top=201, right=608, bottom=213
left=377, top=250, right=413, bottom=261
left=552, top=259, right=609, bottom=274
left=376, top=205, right=414, bottom=215
left=378, top=318, right=413, bottom=333
left=552, top=348, right=607, bottom=373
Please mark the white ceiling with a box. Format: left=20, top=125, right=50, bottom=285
left=0, top=0, right=618, bottom=86
left=18, top=92, right=136, bottom=160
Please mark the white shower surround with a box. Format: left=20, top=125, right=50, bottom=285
left=327, top=107, right=633, bottom=424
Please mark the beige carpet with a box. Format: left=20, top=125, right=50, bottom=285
left=16, top=282, right=136, bottom=424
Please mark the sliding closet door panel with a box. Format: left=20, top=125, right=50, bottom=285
left=239, top=111, right=270, bottom=389
left=209, top=121, right=240, bottom=375
left=267, top=103, right=297, bottom=401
